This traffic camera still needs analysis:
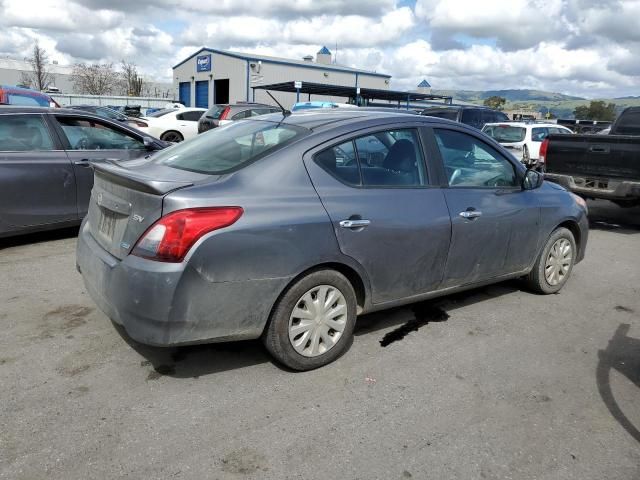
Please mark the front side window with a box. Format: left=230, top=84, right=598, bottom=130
left=434, top=129, right=518, bottom=188
left=56, top=117, right=145, bottom=150
left=315, top=129, right=427, bottom=188
left=154, top=120, right=307, bottom=174
left=0, top=114, right=55, bottom=151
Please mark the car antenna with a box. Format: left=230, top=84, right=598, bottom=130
left=266, top=90, right=290, bottom=117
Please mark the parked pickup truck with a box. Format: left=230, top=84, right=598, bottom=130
left=544, top=107, right=640, bottom=207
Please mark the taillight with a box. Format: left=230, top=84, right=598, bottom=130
left=539, top=138, right=549, bottom=164
left=219, top=106, right=231, bottom=120
left=131, top=207, right=243, bottom=262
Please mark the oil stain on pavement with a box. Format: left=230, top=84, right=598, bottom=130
left=380, top=302, right=449, bottom=347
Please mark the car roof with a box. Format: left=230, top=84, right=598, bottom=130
left=248, top=108, right=448, bottom=131
left=483, top=122, right=566, bottom=128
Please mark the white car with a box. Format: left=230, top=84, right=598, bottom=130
left=137, top=108, right=206, bottom=143
left=482, top=122, right=573, bottom=170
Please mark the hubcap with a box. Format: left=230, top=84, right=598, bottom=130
left=288, top=285, right=347, bottom=357
left=545, top=238, right=572, bottom=286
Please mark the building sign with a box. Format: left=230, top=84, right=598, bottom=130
left=197, top=54, right=212, bottom=72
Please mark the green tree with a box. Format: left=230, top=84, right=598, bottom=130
left=483, top=96, right=506, bottom=110
left=573, top=101, right=616, bottom=121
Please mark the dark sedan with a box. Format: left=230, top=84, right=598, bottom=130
left=77, top=110, right=588, bottom=370
left=0, top=106, right=167, bottom=238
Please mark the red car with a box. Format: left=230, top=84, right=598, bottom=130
left=0, top=85, right=60, bottom=107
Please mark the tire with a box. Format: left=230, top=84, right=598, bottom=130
left=262, top=269, right=357, bottom=371
left=525, top=227, right=576, bottom=294
left=160, top=130, right=184, bottom=142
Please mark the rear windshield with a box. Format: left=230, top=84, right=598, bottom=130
left=154, top=120, right=308, bottom=174
left=204, top=105, right=228, bottom=119
left=147, top=109, right=176, bottom=118
left=422, top=109, right=459, bottom=121
left=482, top=125, right=526, bottom=143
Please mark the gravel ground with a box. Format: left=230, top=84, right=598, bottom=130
left=1, top=200, right=639, bottom=480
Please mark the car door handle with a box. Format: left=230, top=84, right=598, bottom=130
left=588, top=145, right=610, bottom=154
left=459, top=210, right=482, bottom=219
left=339, top=219, right=371, bottom=229
left=73, top=159, right=92, bottom=167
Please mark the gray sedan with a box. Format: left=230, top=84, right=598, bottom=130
left=76, top=110, right=589, bottom=370
left=0, top=106, right=166, bottom=238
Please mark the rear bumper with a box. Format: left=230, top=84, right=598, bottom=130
left=545, top=173, right=640, bottom=201
left=76, top=221, right=291, bottom=346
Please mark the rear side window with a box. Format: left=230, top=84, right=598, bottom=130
left=315, top=129, right=427, bottom=188
left=0, top=114, right=54, bottom=151
left=531, top=127, right=549, bottom=142
left=422, top=109, right=459, bottom=121
left=204, top=105, right=228, bottom=119
left=461, top=109, right=483, bottom=129
left=483, top=125, right=526, bottom=143
left=177, top=111, right=204, bottom=121
left=155, top=120, right=307, bottom=174
left=615, top=110, right=640, bottom=135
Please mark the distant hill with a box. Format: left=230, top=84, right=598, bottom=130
left=429, top=89, right=640, bottom=119
left=431, top=89, right=585, bottom=102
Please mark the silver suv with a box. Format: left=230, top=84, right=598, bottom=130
left=197, top=102, right=280, bottom=133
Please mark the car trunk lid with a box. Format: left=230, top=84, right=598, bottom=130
left=86, top=160, right=211, bottom=260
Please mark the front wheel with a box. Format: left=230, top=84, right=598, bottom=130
left=160, top=130, right=184, bottom=142
left=262, top=270, right=357, bottom=371
left=525, top=227, right=576, bottom=294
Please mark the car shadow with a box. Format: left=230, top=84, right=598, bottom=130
left=597, top=323, right=640, bottom=444
left=117, top=280, right=522, bottom=379
left=587, top=200, right=640, bottom=235
left=0, top=226, right=79, bottom=249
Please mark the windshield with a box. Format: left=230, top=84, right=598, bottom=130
left=147, top=109, right=176, bottom=118
left=422, top=109, right=459, bottom=121
left=482, top=125, right=526, bottom=143
left=154, top=120, right=308, bottom=174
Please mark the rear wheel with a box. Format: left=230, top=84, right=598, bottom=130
left=263, top=270, right=357, bottom=371
left=160, top=130, right=184, bottom=142
left=525, top=227, right=576, bottom=294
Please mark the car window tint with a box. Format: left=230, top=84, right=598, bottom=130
left=56, top=117, right=145, bottom=150
left=155, top=120, right=307, bottom=174
left=186, top=111, right=204, bottom=121
left=315, top=140, right=360, bottom=186
left=316, top=129, right=426, bottom=188
left=434, top=129, right=518, bottom=188
left=461, top=109, right=483, bottom=128
left=361, top=129, right=426, bottom=187
left=232, top=110, right=251, bottom=120
left=531, top=127, right=549, bottom=142
left=0, top=114, right=55, bottom=151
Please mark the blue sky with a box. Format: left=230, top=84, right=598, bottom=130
left=1, top=0, right=638, bottom=97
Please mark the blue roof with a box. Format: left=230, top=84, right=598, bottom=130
left=318, top=46, right=331, bottom=55
left=418, top=80, right=431, bottom=88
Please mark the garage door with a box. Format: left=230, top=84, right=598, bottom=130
left=179, top=82, right=191, bottom=107
left=195, top=81, right=209, bottom=108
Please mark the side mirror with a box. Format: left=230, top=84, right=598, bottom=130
left=143, top=136, right=156, bottom=150
left=523, top=169, right=544, bottom=190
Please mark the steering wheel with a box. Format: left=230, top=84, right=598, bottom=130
left=449, top=168, right=463, bottom=185
left=335, top=145, right=356, bottom=166
left=75, top=137, right=92, bottom=150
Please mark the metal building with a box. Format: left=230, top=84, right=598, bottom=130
left=172, top=46, right=391, bottom=109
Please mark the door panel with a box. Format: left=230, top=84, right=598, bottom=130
left=305, top=128, right=451, bottom=304
left=0, top=114, right=76, bottom=231
left=433, top=127, right=540, bottom=286
left=52, top=115, right=148, bottom=219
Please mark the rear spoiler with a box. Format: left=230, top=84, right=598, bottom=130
left=92, top=161, right=194, bottom=195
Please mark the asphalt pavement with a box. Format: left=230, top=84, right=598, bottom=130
left=1, top=200, right=639, bottom=479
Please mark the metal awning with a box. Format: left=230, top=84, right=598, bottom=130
left=251, top=81, right=452, bottom=104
